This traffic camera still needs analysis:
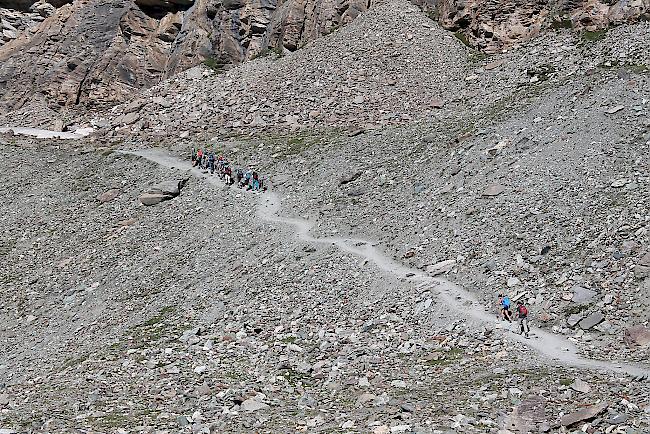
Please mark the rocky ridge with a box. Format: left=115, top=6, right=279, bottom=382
left=2, top=0, right=650, bottom=115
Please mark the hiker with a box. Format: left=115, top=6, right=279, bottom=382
left=250, top=172, right=260, bottom=191
left=498, top=293, right=513, bottom=322
left=516, top=300, right=530, bottom=338
left=191, top=148, right=197, bottom=166
left=236, top=168, right=244, bottom=186
left=196, top=148, right=203, bottom=168
left=208, top=151, right=216, bottom=174
left=241, top=169, right=252, bottom=189
left=223, top=165, right=233, bottom=185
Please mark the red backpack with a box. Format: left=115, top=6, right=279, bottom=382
left=518, top=305, right=528, bottom=316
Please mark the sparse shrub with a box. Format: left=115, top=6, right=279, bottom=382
left=582, top=29, right=607, bottom=42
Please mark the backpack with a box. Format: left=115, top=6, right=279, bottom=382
left=502, top=296, right=510, bottom=308
left=518, top=305, right=528, bottom=316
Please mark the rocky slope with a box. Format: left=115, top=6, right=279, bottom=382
left=2, top=0, right=650, bottom=115
left=0, top=0, right=369, bottom=114
left=1, top=0, right=650, bottom=432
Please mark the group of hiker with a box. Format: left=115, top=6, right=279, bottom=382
left=191, top=148, right=265, bottom=191
left=498, top=293, right=530, bottom=338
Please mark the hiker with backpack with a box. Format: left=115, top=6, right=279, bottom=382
left=498, top=293, right=513, bottom=323
left=208, top=151, right=216, bottom=174
left=223, top=165, right=233, bottom=185
left=250, top=172, right=261, bottom=191
left=516, top=300, right=530, bottom=338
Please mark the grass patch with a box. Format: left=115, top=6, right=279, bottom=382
left=251, top=45, right=284, bottom=60
left=454, top=31, right=472, bottom=48
left=582, top=29, right=607, bottom=42
left=559, top=378, right=573, bottom=386
left=141, top=305, right=176, bottom=327
left=203, top=57, right=225, bottom=72
left=280, top=367, right=311, bottom=386
left=550, top=17, right=573, bottom=30
left=324, top=24, right=341, bottom=36
left=563, top=303, right=590, bottom=316
left=425, top=9, right=439, bottom=21
left=425, top=347, right=464, bottom=366
left=627, top=64, right=650, bottom=74
left=468, top=51, right=488, bottom=63
left=61, top=354, right=89, bottom=370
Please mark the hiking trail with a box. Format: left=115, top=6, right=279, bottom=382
left=125, top=148, right=650, bottom=378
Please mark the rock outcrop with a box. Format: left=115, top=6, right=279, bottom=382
left=426, top=0, right=650, bottom=53
left=1, top=0, right=649, bottom=111
left=0, top=0, right=369, bottom=112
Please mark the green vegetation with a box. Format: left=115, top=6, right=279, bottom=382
left=203, top=57, right=225, bottom=72
left=550, top=18, right=573, bottom=30
left=454, top=31, right=472, bottom=48
left=61, top=354, right=89, bottom=370
left=251, top=45, right=284, bottom=60
left=563, top=303, right=590, bottom=316
left=425, top=347, right=464, bottom=366
left=582, top=29, right=608, bottom=42
left=628, top=63, right=650, bottom=74
left=141, top=305, right=176, bottom=327
left=324, top=24, right=341, bottom=36
left=425, top=8, right=439, bottom=21
left=559, top=378, right=573, bottom=386
left=280, top=367, right=311, bottom=386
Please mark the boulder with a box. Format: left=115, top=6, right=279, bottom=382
left=579, top=312, right=605, bottom=330
left=139, top=179, right=187, bottom=206
left=240, top=397, right=269, bottom=411
left=570, top=379, right=591, bottom=393
left=634, top=252, right=650, bottom=278
left=566, top=313, right=584, bottom=328
left=426, top=259, right=456, bottom=276
left=482, top=184, right=505, bottom=196
left=624, top=325, right=650, bottom=347
left=560, top=402, right=608, bottom=427
left=96, top=188, right=120, bottom=203
left=570, top=285, right=597, bottom=304
left=340, top=170, right=362, bottom=185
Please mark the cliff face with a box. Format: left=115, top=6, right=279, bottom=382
left=428, top=0, right=650, bottom=53
left=0, top=0, right=648, bottom=112
left=0, top=0, right=369, bottom=112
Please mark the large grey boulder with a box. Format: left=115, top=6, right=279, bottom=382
left=578, top=312, right=605, bottom=330
left=139, top=178, right=187, bottom=206
left=570, top=285, right=597, bottom=304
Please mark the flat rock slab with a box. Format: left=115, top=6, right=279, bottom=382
left=570, top=285, right=597, bottom=304
left=560, top=402, right=608, bottom=426
left=426, top=259, right=456, bottom=276
left=97, top=188, right=121, bottom=203
left=570, top=379, right=591, bottom=393
left=240, top=398, right=269, bottom=411
left=139, top=192, right=168, bottom=206
left=567, top=313, right=584, bottom=327
left=579, top=312, right=605, bottom=330
left=482, top=183, right=505, bottom=196
left=624, top=325, right=650, bottom=347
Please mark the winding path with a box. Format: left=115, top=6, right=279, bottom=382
left=126, top=148, right=650, bottom=378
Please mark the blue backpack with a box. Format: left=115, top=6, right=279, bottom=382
left=502, top=296, right=511, bottom=308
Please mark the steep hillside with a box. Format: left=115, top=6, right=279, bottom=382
left=1, top=0, right=649, bottom=115
left=0, top=0, right=649, bottom=432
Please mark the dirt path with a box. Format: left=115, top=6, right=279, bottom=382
left=125, top=148, right=650, bottom=378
